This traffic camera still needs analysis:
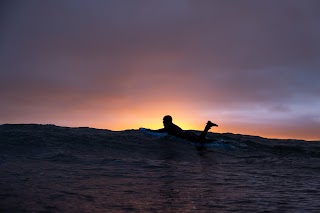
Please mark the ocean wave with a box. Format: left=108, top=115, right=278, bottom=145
left=1, top=124, right=320, bottom=212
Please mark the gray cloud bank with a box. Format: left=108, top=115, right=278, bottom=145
left=1, top=0, right=320, bottom=139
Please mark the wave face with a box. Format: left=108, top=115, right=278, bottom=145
left=0, top=124, right=320, bottom=212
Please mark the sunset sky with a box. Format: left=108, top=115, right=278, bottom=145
left=1, top=0, right=320, bottom=140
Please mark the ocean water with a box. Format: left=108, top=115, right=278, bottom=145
left=0, top=124, right=320, bottom=212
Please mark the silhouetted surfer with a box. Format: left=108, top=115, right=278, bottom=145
left=146, top=115, right=218, bottom=143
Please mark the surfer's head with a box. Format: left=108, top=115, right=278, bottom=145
left=163, top=115, right=172, bottom=126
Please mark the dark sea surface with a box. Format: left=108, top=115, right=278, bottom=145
left=0, top=124, right=320, bottom=212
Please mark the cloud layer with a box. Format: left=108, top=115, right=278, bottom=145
left=1, top=0, right=320, bottom=140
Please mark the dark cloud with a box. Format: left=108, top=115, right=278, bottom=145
left=1, top=0, right=320, bottom=139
